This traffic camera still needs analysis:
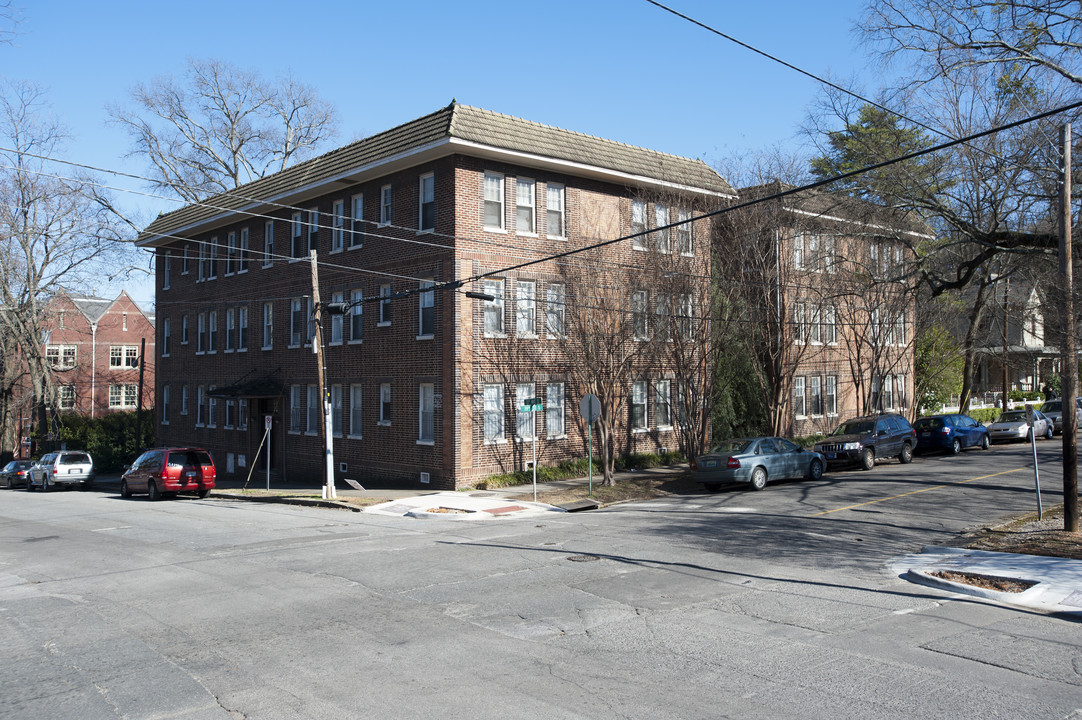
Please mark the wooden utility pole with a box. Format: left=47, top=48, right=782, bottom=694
left=310, top=250, right=336, bottom=499
left=1060, top=124, right=1078, bottom=532
left=1002, top=275, right=1010, bottom=411
left=135, top=336, right=146, bottom=452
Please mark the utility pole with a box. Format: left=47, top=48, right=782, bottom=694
left=310, top=250, right=336, bottom=500
left=1002, top=275, right=1010, bottom=411
left=1060, top=124, right=1078, bottom=532
left=135, top=336, right=146, bottom=452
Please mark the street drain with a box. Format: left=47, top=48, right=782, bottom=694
left=567, top=554, right=601, bottom=562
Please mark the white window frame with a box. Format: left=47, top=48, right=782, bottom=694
left=419, top=173, right=435, bottom=233
left=290, top=298, right=304, bottom=347
left=793, top=302, right=807, bottom=345
left=515, top=280, right=536, bottom=337
left=810, top=375, right=823, bottom=417
left=631, top=380, right=648, bottom=431
left=631, top=199, right=647, bottom=250
left=483, top=171, right=505, bottom=231
left=109, top=384, right=137, bottom=410
left=262, top=302, right=273, bottom=350
left=291, top=211, right=304, bottom=259
left=331, top=199, right=345, bottom=252
left=418, top=383, right=434, bottom=444
left=380, top=184, right=392, bottom=226
left=793, top=231, right=805, bottom=270
left=196, top=386, right=206, bottom=426
left=546, top=382, right=565, bottom=438
left=378, top=284, right=392, bottom=326
left=349, top=384, right=363, bottom=439
left=162, top=318, right=171, bottom=357
left=330, top=291, right=344, bottom=345
left=516, top=177, right=536, bottom=234
left=181, top=385, right=189, bottom=416
left=379, top=383, right=392, bottom=425
left=418, top=279, right=435, bottom=339
left=225, top=231, right=237, bottom=275
left=484, top=279, right=505, bottom=337
left=238, top=227, right=249, bottom=273
left=331, top=384, right=343, bottom=438
left=306, top=384, right=320, bottom=435
left=238, top=306, right=248, bottom=351
left=163, top=251, right=171, bottom=290
left=483, top=383, right=505, bottom=443
left=546, top=183, right=565, bottom=239
left=59, top=384, right=76, bottom=410
left=826, top=375, right=838, bottom=416
left=656, top=379, right=672, bottom=429
left=655, top=203, right=670, bottom=254
left=289, top=385, right=301, bottom=433
left=678, top=208, right=693, bottom=256
left=546, top=283, right=565, bottom=338
left=515, top=383, right=536, bottom=441
left=225, top=308, right=236, bottom=352
left=632, top=290, right=648, bottom=341
left=307, top=208, right=319, bottom=253
left=161, top=385, right=170, bottom=424
left=181, top=315, right=189, bottom=345
left=263, top=220, right=275, bottom=268
left=350, top=194, right=364, bottom=248
left=350, top=289, right=364, bottom=343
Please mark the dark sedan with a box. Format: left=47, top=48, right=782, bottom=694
left=1, top=460, right=34, bottom=489
left=690, top=437, right=826, bottom=492
left=914, top=414, right=991, bottom=455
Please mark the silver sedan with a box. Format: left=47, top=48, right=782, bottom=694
left=690, top=436, right=826, bottom=492
left=988, top=410, right=1053, bottom=443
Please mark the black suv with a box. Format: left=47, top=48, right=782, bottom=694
left=813, top=413, right=918, bottom=470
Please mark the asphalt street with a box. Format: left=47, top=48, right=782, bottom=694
left=1, top=438, right=1079, bottom=719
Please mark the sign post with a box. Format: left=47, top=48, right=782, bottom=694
left=264, top=414, right=273, bottom=491
left=520, top=397, right=544, bottom=502
left=1026, top=404, right=1043, bottom=519
left=580, top=394, right=601, bottom=498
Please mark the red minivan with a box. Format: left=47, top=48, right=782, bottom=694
left=121, top=447, right=216, bottom=500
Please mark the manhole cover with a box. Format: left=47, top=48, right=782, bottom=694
left=567, top=554, right=601, bottom=562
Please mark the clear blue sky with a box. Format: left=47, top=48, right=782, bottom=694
left=5, top=0, right=877, bottom=306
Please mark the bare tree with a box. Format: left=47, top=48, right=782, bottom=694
left=0, top=1, right=18, bottom=45
left=0, top=80, right=134, bottom=453
left=109, top=59, right=338, bottom=203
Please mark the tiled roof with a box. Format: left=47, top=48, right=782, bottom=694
left=70, top=295, right=112, bottom=324
left=140, top=103, right=733, bottom=243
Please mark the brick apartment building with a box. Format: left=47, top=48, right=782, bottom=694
left=725, top=184, right=928, bottom=437
left=139, top=103, right=733, bottom=488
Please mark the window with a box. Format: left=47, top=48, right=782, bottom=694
left=290, top=298, right=305, bottom=346
left=349, top=384, right=363, bottom=438
left=419, top=173, right=435, bottom=232
left=182, top=245, right=190, bottom=274
left=418, top=280, right=435, bottom=338
left=655, top=203, right=670, bottom=254
left=793, top=302, right=806, bottom=344
left=59, top=385, right=76, bottom=411
left=350, top=289, right=364, bottom=342
left=262, top=302, right=273, bottom=349
left=516, top=178, right=535, bottom=233
left=239, top=399, right=249, bottom=430
left=380, top=184, right=392, bottom=226
left=161, top=385, right=169, bottom=423
left=47, top=346, right=73, bottom=371
left=181, top=385, right=189, bottom=416
left=225, top=400, right=235, bottom=429
left=379, top=284, right=392, bottom=325
left=238, top=227, right=249, bottom=272
left=196, top=386, right=205, bottom=425
left=110, top=345, right=139, bottom=369
left=483, top=384, right=505, bottom=443
left=894, top=312, right=906, bottom=346
left=547, top=183, right=565, bottom=237
left=291, top=212, right=304, bottom=259
left=870, top=309, right=880, bottom=344
left=305, top=298, right=315, bottom=345
left=306, top=208, right=319, bottom=253
left=656, top=379, right=672, bottom=428
left=631, top=199, right=646, bottom=250
left=306, top=385, right=320, bottom=434
left=807, top=233, right=820, bottom=272
left=289, top=385, right=301, bottom=433
left=331, top=200, right=345, bottom=252
left=883, top=374, right=894, bottom=410
left=678, top=209, right=693, bottom=256
left=823, top=235, right=837, bottom=274
left=870, top=376, right=881, bottom=411
left=330, top=291, right=344, bottom=344
left=484, top=172, right=504, bottom=230
left=793, top=231, right=805, bottom=270
left=484, top=279, right=505, bottom=336
left=656, top=294, right=672, bottom=342
left=809, top=305, right=822, bottom=345
left=896, top=374, right=907, bottom=411
left=331, top=384, right=343, bottom=437
left=208, top=393, right=217, bottom=428
left=516, top=383, right=536, bottom=440
left=515, top=280, right=535, bottom=336
left=546, top=382, right=565, bottom=437
left=418, top=383, right=434, bottom=442
left=162, top=318, right=171, bottom=357
left=46, top=345, right=77, bottom=369
left=109, top=384, right=137, bottom=409
left=825, top=375, right=838, bottom=416
left=679, top=294, right=693, bottom=341
left=225, top=308, right=236, bottom=351
left=546, top=283, right=565, bottom=338
left=379, top=383, right=392, bottom=425
left=264, top=220, right=275, bottom=267
left=810, top=376, right=823, bottom=416
left=123, top=312, right=128, bottom=331
left=822, top=305, right=837, bottom=345
left=238, top=306, right=248, bottom=351
left=226, top=231, right=237, bottom=275
left=181, top=315, right=189, bottom=345
left=793, top=376, right=806, bottom=417
left=350, top=194, right=364, bottom=247
left=208, top=311, right=218, bottom=352
left=632, top=290, right=648, bottom=340
left=207, top=239, right=217, bottom=279
left=631, top=380, right=648, bottom=430
left=163, top=252, right=171, bottom=290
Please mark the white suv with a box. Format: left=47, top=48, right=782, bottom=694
left=28, top=451, right=95, bottom=492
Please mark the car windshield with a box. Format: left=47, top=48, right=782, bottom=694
left=709, top=439, right=754, bottom=455
left=914, top=418, right=944, bottom=431
left=1043, top=401, right=1061, bottom=412
left=997, top=411, right=1027, bottom=423
left=60, top=453, right=90, bottom=465
left=832, top=420, right=873, bottom=436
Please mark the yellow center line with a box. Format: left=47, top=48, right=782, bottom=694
left=809, top=468, right=1027, bottom=516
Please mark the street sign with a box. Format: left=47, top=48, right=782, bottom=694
left=580, top=394, right=601, bottom=424
left=520, top=397, right=543, bottom=412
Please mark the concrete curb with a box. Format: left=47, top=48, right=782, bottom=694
left=211, top=492, right=363, bottom=512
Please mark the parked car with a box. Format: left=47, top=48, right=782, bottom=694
left=1, top=460, right=34, bottom=489
left=988, top=409, right=1053, bottom=443
left=913, top=414, right=991, bottom=455
left=121, top=447, right=216, bottom=500
left=690, top=436, right=826, bottom=492
left=813, top=413, right=917, bottom=470
left=1036, top=398, right=1082, bottom=434
left=27, top=451, right=95, bottom=491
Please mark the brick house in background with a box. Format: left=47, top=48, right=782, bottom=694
left=138, top=103, right=732, bottom=488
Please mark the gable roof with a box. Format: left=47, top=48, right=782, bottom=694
left=139, top=103, right=734, bottom=246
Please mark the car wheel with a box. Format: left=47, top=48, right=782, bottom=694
left=807, top=458, right=824, bottom=481
left=861, top=447, right=876, bottom=471
left=4, top=477, right=11, bottom=489
left=120, top=480, right=131, bottom=498
left=147, top=481, right=161, bottom=501
left=899, top=443, right=913, bottom=464
left=951, top=438, right=962, bottom=455
left=198, top=489, right=211, bottom=499
left=41, top=475, right=49, bottom=492
left=748, top=467, right=768, bottom=491
left=980, top=434, right=990, bottom=450
left=1045, top=424, right=1054, bottom=440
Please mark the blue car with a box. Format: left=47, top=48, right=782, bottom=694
left=913, top=414, right=990, bottom=455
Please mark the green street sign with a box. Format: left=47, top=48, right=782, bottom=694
left=519, top=397, right=543, bottom=412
